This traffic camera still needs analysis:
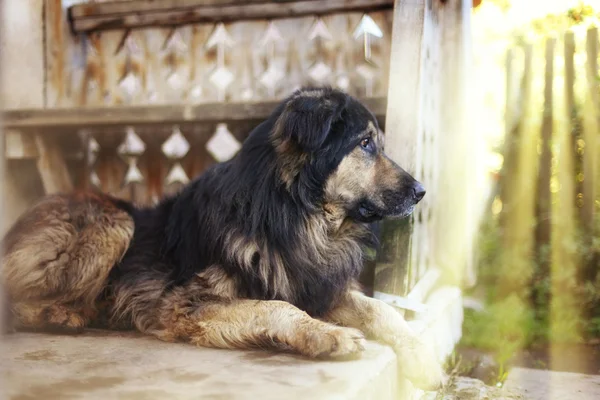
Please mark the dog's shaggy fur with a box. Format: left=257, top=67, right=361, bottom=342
left=1, top=88, right=443, bottom=390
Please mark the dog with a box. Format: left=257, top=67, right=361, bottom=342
left=1, top=87, right=444, bottom=390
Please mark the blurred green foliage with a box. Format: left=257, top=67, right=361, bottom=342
left=462, top=211, right=600, bottom=358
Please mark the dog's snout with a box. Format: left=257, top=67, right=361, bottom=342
left=412, top=182, right=426, bottom=202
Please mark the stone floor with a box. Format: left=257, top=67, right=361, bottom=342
left=1, top=330, right=398, bottom=400
left=504, top=367, right=600, bottom=400
left=422, top=376, right=526, bottom=400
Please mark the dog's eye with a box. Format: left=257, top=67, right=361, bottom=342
left=360, top=138, right=372, bottom=150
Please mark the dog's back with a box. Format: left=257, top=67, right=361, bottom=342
left=0, top=191, right=134, bottom=332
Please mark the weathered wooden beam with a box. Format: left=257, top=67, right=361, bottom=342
left=71, top=0, right=315, bottom=18
left=68, top=0, right=394, bottom=33
left=2, top=98, right=387, bottom=130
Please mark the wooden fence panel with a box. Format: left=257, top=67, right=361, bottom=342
left=497, top=26, right=600, bottom=309
left=48, top=1, right=393, bottom=107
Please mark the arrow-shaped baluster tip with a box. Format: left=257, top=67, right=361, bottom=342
left=308, top=18, right=333, bottom=41
left=353, top=14, right=383, bottom=61
left=206, top=23, right=235, bottom=49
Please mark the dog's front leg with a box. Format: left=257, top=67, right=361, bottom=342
left=324, top=287, right=445, bottom=390
left=155, top=298, right=366, bottom=359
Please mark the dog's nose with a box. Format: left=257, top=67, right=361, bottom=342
left=412, top=182, right=426, bottom=202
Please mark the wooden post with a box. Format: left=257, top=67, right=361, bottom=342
left=532, top=37, right=555, bottom=315
left=375, top=0, right=473, bottom=298
left=432, top=0, right=473, bottom=286
left=0, top=0, right=45, bottom=109
left=373, top=0, right=426, bottom=299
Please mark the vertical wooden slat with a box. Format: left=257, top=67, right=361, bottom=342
left=45, top=0, right=66, bottom=107
left=138, top=132, right=169, bottom=205
left=95, top=133, right=128, bottom=198
left=549, top=30, right=583, bottom=365
left=500, top=45, right=534, bottom=229
left=80, top=131, right=92, bottom=191
left=498, top=43, right=539, bottom=301
left=373, top=0, right=426, bottom=298
left=564, top=31, right=583, bottom=218
left=411, top=1, right=437, bottom=289
left=564, top=32, right=576, bottom=117
left=582, top=27, right=600, bottom=281
left=532, top=37, right=555, bottom=314
left=432, top=0, right=473, bottom=286
left=583, top=27, right=598, bottom=230
left=497, top=48, right=516, bottom=223
left=0, top=0, right=5, bottom=352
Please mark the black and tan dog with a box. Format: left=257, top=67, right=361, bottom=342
left=1, top=87, right=444, bottom=390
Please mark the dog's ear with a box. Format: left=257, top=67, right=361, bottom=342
left=275, top=88, right=349, bottom=152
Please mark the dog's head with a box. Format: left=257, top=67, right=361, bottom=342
left=271, top=87, right=425, bottom=223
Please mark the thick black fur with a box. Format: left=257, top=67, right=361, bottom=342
left=107, top=87, right=380, bottom=318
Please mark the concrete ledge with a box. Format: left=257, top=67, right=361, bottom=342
left=1, top=286, right=464, bottom=400
left=402, top=285, right=464, bottom=400
left=2, top=330, right=397, bottom=400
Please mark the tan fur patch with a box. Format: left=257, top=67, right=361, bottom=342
left=323, top=147, right=382, bottom=215
left=323, top=121, right=402, bottom=226
left=224, top=233, right=293, bottom=300
left=196, top=266, right=238, bottom=299
left=11, top=302, right=90, bottom=332
left=155, top=298, right=365, bottom=358
left=112, top=278, right=168, bottom=332
left=272, top=137, right=309, bottom=189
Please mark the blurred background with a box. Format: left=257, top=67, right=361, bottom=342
left=0, top=0, right=599, bottom=399
left=465, top=0, right=600, bottom=384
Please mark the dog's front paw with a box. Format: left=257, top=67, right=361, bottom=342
left=395, top=336, right=446, bottom=391
left=300, top=326, right=366, bottom=359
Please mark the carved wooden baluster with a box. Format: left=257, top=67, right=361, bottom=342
left=308, top=17, right=334, bottom=85
left=162, top=125, right=191, bottom=196
left=163, top=28, right=189, bottom=103
left=353, top=14, right=383, bottom=97
left=79, top=33, right=104, bottom=106
left=258, top=21, right=284, bottom=99
left=206, top=123, right=241, bottom=164
left=82, top=131, right=101, bottom=190
left=116, top=31, right=144, bottom=104
left=117, top=126, right=146, bottom=201
left=206, top=23, right=235, bottom=102
left=238, top=45, right=256, bottom=101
